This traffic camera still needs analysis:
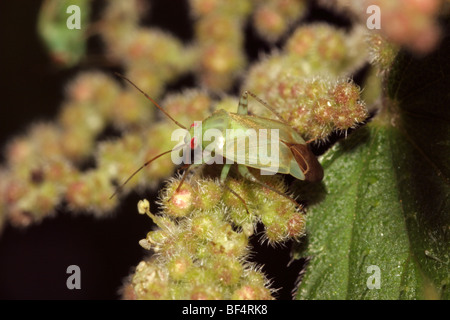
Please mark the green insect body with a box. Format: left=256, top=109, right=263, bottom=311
left=111, top=74, right=323, bottom=205
left=184, top=91, right=323, bottom=185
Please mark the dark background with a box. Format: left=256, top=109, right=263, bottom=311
left=0, top=0, right=351, bottom=299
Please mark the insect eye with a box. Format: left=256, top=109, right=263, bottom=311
left=190, top=137, right=197, bottom=149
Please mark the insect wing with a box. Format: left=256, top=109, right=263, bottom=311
left=223, top=116, right=291, bottom=174
left=287, top=143, right=324, bottom=182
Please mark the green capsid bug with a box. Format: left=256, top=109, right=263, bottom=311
left=111, top=74, right=323, bottom=206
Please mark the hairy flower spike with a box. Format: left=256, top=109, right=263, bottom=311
left=247, top=74, right=368, bottom=140
left=168, top=254, right=193, bottom=281
left=132, top=260, right=170, bottom=299
left=190, top=0, right=251, bottom=90
left=320, top=0, right=444, bottom=54
left=161, top=180, right=195, bottom=218
left=253, top=0, right=307, bottom=42
left=66, top=169, right=118, bottom=215
left=111, top=90, right=155, bottom=130
left=125, top=173, right=288, bottom=299
left=367, top=33, right=400, bottom=72
left=193, top=180, right=222, bottom=210
left=161, top=90, right=212, bottom=127
left=232, top=284, right=273, bottom=300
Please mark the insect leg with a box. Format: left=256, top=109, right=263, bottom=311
left=223, top=183, right=249, bottom=214
left=237, top=91, right=249, bottom=115
left=237, top=164, right=302, bottom=209
left=175, top=164, right=192, bottom=192
left=220, top=163, right=232, bottom=183
left=220, top=164, right=249, bottom=213
left=168, top=164, right=201, bottom=203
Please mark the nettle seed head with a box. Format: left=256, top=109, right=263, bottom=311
left=160, top=179, right=195, bottom=218
left=285, top=24, right=351, bottom=73
left=243, top=53, right=287, bottom=95
left=125, top=67, right=165, bottom=99
left=244, top=54, right=368, bottom=140
left=65, top=72, right=120, bottom=115
left=264, top=220, right=290, bottom=244
left=213, top=257, right=243, bottom=286
left=231, top=265, right=274, bottom=300
left=97, top=133, right=143, bottom=191
left=167, top=254, right=193, bottom=281
left=65, top=169, right=118, bottom=215
left=276, top=76, right=368, bottom=140
left=141, top=124, right=178, bottom=182
left=232, top=284, right=273, bottom=300
left=371, top=0, right=441, bottom=54
left=199, top=43, right=246, bottom=90
left=5, top=137, right=35, bottom=167
left=190, top=0, right=221, bottom=17
left=193, top=179, right=222, bottom=210
left=111, top=89, right=154, bottom=130
left=124, top=29, right=187, bottom=75
left=161, top=90, right=212, bottom=127
left=101, top=0, right=143, bottom=52
left=132, top=260, right=170, bottom=300
left=261, top=208, right=306, bottom=243
left=190, top=0, right=251, bottom=18
left=59, top=102, right=105, bottom=138
left=368, top=32, right=399, bottom=71
left=28, top=123, right=66, bottom=161
left=185, top=264, right=218, bottom=285
left=253, top=0, right=306, bottom=42
left=287, top=212, right=306, bottom=238
left=222, top=178, right=252, bottom=223
left=195, top=14, right=241, bottom=43
left=208, top=222, right=249, bottom=258
left=189, top=213, right=218, bottom=241
left=331, top=82, right=368, bottom=130
left=254, top=5, right=286, bottom=41
left=188, top=284, right=223, bottom=300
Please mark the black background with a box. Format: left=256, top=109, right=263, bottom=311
left=0, top=0, right=351, bottom=299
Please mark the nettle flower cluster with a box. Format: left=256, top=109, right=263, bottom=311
left=318, top=0, right=445, bottom=54
left=123, top=174, right=303, bottom=299
left=1, top=0, right=445, bottom=299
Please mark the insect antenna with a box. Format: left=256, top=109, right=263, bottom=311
left=245, top=90, right=289, bottom=125
left=175, top=164, right=192, bottom=193
left=114, top=72, right=187, bottom=129
left=110, top=144, right=186, bottom=199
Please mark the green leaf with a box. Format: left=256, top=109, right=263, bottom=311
left=295, top=22, right=450, bottom=300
